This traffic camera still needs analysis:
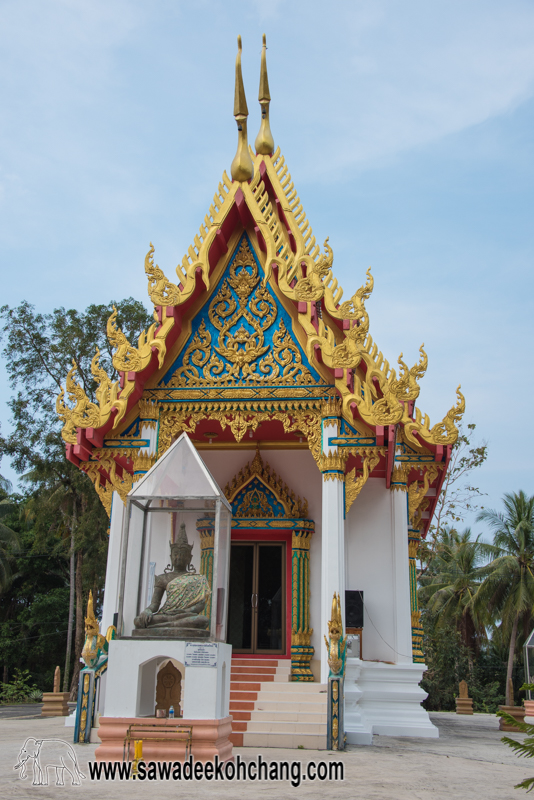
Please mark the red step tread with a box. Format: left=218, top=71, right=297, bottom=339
left=230, top=691, right=258, bottom=701
left=230, top=682, right=261, bottom=691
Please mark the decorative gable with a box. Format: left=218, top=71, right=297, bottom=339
left=225, top=446, right=309, bottom=521
left=158, top=235, right=325, bottom=396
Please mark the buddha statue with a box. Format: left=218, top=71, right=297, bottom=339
left=133, top=523, right=211, bottom=639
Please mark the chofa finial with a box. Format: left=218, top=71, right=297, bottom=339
left=255, top=33, right=274, bottom=155
left=231, top=35, right=254, bottom=182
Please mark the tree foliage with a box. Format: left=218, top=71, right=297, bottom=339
left=418, top=423, right=488, bottom=579
left=0, top=298, right=152, bottom=695
left=474, top=491, right=534, bottom=705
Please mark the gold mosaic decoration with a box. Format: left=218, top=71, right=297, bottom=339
left=157, top=401, right=323, bottom=465
left=345, top=448, right=383, bottom=513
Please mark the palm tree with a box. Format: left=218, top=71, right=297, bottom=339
left=474, top=491, right=534, bottom=706
left=0, top=474, right=21, bottom=592
left=419, top=526, right=495, bottom=655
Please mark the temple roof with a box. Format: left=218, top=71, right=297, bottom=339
left=56, top=35, right=464, bottom=536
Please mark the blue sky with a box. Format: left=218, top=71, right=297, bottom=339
left=0, top=0, right=533, bottom=532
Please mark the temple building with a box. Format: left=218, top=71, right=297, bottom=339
left=57, top=35, right=464, bottom=749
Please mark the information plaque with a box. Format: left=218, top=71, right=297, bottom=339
left=184, top=642, right=218, bottom=667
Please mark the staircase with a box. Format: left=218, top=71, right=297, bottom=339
left=229, top=657, right=327, bottom=749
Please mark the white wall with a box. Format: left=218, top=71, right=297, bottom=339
left=345, top=478, right=412, bottom=664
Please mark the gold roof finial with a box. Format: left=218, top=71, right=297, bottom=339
left=255, top=33, right=274, bottom=155
left=231, top=35, right=254, bottom=182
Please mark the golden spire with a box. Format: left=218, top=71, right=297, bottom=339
left=230, top=35, right=254, bottom=182
left=255, top=34, right=274, bottom=155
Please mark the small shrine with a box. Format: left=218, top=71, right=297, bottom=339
left=57, top=35, right=464, bottom=751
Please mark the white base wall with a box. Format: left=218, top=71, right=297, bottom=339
left=103, top=639, right=232, bottom=720
left=345, top=658, right=438, bottom=743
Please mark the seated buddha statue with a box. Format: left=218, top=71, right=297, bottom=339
left=133, top=523, right=210, bottom=639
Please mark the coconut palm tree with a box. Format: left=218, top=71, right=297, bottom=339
left=419, top=526, right=495, bottom=656
left=474, top=491, right=534, bottom=706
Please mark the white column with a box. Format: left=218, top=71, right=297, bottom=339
left=391, top=489, right=413, bottom=664
left=320, top=414, right=346, bottom=683
left=101, top=492, right=126, bottom=632
left=140, top=422, right=158, bottom=457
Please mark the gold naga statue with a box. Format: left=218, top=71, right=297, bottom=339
left=324, top=593, right=348, bottom=676
left=133, top=523, right=211, bottom=639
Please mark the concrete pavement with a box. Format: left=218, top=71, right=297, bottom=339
left=1, top=711, right=531, bottom=799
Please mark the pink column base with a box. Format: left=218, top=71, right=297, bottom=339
left=95, top=716, right=233, bottom=764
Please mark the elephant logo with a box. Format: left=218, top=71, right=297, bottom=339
left=14, top=737, right=86, bottom=786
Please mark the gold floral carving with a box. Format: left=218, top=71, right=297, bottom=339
left=87, top=452, right=134, bottom=508
left=57, top=361, right=101, bottom=445
left=411, top=610, right=422, bottom=628
left=319, top=451, right=349, bottom=479
left=408, top=530, right=421, bottom=559
left=407, top=464, right=441, bottom=524
left=391, top=463, right=411, bottom=491
left=138, top=398, right=160, bottom=429
left=83, top=462, right=114, bottom=518
left=235, top=488, right=272, bottom=517
left=321, top=396, right=342, bottom=419
left=294, top=239, right=333, bottom=302
left=404, top=386, right=465, bottom=447
left=145, top=243, right=181, bottom=306
left=107, top=306, right=166, bottom=374
left=411, top=498, right=429, bottom=532
left=345, top=448, right=381, bottom=513
left=169, top=240, right=316, bottom=388
left=225, top=446, right=308, bottom=518
left=57, top=351, right=120, bottom=445
left=132, top=453, right=157, bottom=476
left=157, top=401, right=323, bottom=466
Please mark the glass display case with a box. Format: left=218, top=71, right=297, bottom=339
left=116, top=433, right=232, bottom=642
left=524, top=629, right=534, bottom=700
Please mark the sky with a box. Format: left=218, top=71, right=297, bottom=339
left=0, top=0, right=533, bottom=535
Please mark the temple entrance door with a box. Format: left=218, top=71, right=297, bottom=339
left=227, top=542, right=285, bottom=654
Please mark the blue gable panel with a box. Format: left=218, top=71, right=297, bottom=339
left=231, top=477, right=286, bottom=518
left=159, top=234, right=324, bottom=388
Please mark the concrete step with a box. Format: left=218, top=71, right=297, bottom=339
left=254, top=699, right=327, bottom=714
left=229, top=657, right=326, bottom=749
left=254, top=690, right=326, bottom=704
left=258, top=682, right=326, bottom=693
left=230, top=691, right=258, bottom=702
left=243, top=732, right=326, bottom=750
left=250, top=710, right=327, bottom=723
left=231, top=711, right=251, bottom=722
left=230, top=681, right=261, bottom=691
left=246, top=720, right=327, bottom=735
left=231, top=666, right=278, bottom=675
left=232, top=659, right=290, bottom=668
left=229, top=700, right=255, bottom=711
left=230, top=672, right=275, bottom=683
